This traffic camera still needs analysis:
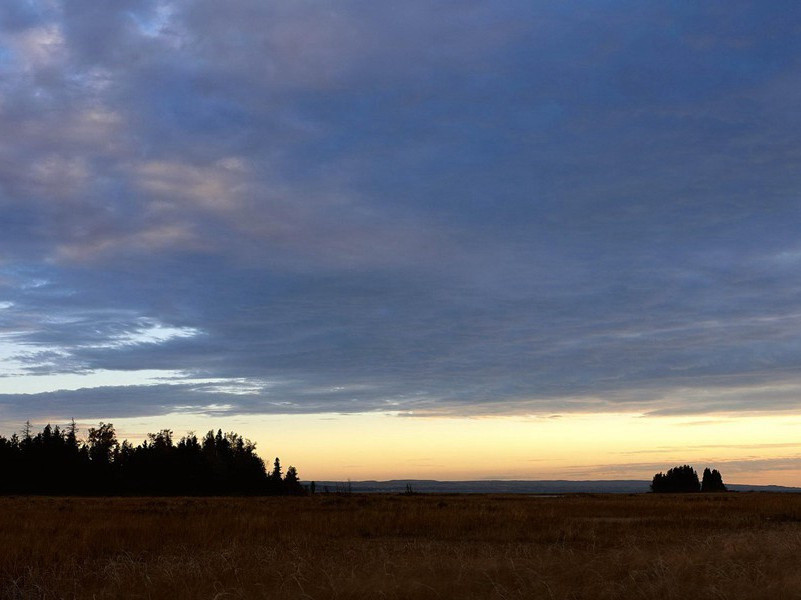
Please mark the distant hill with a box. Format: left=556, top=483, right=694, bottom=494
left=310, top=479, right=801, bottom=494
left=727, top=484, right=801, bottom=493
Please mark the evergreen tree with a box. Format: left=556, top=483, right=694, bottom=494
left=66, top=419, right=78, bottom=449
left=271, top=457, right=282, bottom=482
left=701, top=468, right=727, bottom=492
left=284, top=465, right=304, bottom=495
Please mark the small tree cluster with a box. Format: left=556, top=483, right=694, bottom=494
left=651, top=465, right=727, bottom=493
left=0, top=421, right=305, bottom=496
left=701, top=467, right=727, bottom=492
left=651, top=465, right=700, bottom=493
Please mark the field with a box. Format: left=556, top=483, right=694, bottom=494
left=3, top=493, right=801, bottom=599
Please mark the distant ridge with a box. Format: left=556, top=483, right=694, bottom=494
left=310, top=479, right=801, bottom=494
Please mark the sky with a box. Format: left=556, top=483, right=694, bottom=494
left=2, top=1, right=801, bottom=484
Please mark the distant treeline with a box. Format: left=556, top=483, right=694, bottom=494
left=0, top=421, right=305, bottom=495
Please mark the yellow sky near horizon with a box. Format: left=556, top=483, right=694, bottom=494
left=72, top=411, right=801, bottom=487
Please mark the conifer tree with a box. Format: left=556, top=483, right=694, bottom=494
left=701, top=467, right=727, bottom=492
left=271, top=457, right=282, bottom=482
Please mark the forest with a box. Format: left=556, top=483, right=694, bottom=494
left=0, top=421, right=304, bottom=495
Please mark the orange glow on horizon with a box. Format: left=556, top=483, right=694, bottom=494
left=99, top=411, right=801, bottom=487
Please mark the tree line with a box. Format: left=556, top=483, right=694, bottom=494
left=0, top=421, right=305, bottom=495
left=650, top=465, right=727, bottom=493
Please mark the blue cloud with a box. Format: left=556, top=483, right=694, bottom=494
left=2, top=1, right=801, bottom=420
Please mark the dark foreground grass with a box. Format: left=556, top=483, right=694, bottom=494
left=3, top=492, right=801, bottom=599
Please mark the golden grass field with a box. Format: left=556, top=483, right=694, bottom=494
left=3, top=492, right=801, bottom=599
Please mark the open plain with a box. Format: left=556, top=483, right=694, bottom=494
left=3, top=492, right=801, bottom=599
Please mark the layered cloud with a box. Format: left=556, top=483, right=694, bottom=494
left=2, top=1, right=801, bottom=420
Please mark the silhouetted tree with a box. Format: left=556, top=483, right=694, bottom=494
left=87, top=423, right=118, bottom=465
left=284, top=466, right=304, bottom=495
left=651, top=465, right=701, bottom=493
left=701, top=468, right=727, bottom=492
left=66, top=419, right=78, bottom=447
left=271, top=457, right=282, bottom=482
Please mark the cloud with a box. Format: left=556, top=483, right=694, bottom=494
left=2, top=1, right=801, bottom=421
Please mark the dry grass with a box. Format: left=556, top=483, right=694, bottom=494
left=2, top=493, right=801, bottom=599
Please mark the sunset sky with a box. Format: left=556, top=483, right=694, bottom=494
left=3, top=1, right=801, bottom=484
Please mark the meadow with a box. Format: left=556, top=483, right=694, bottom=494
left=3, top=492, right=801, bottom=599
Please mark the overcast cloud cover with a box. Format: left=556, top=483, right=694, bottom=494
left=2, top=1, right=801, bottom=421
